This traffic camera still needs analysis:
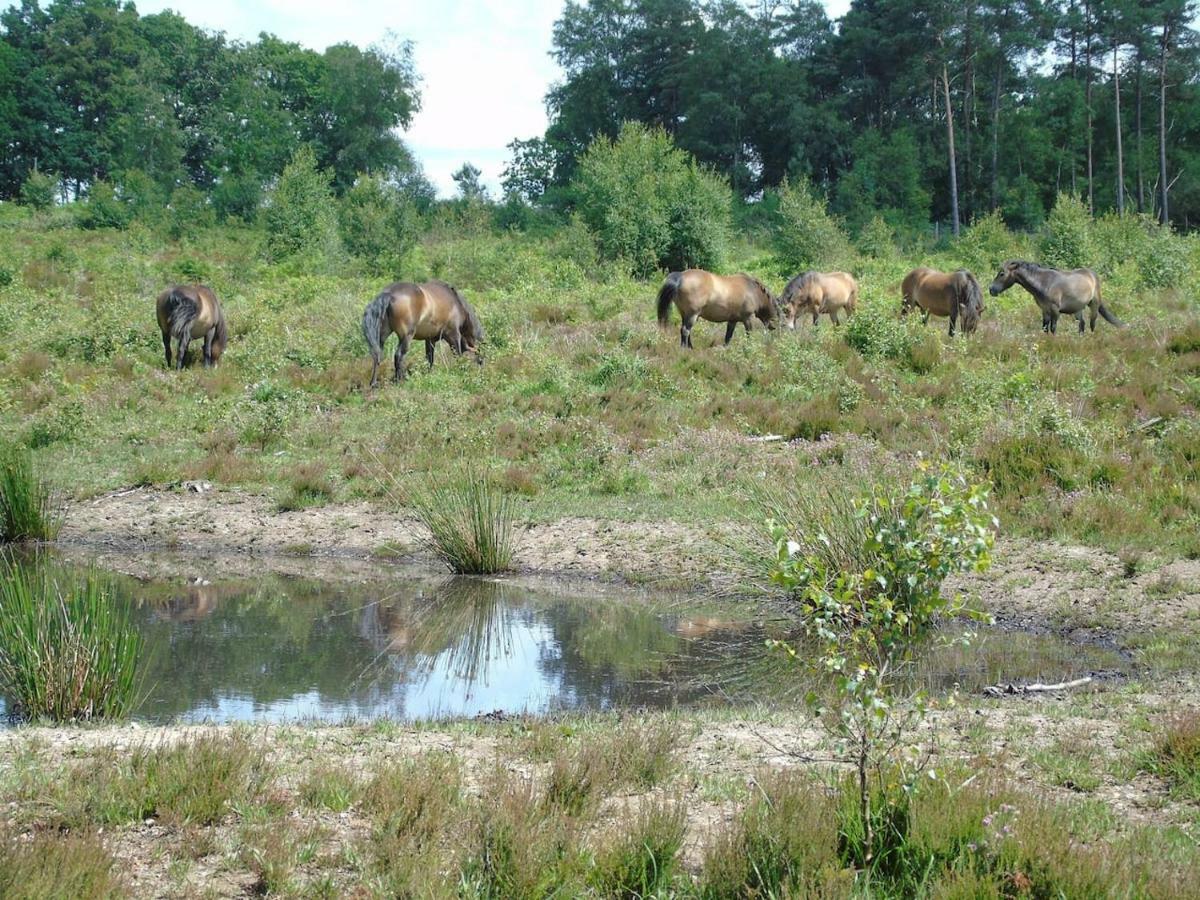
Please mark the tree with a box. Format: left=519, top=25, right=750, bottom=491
left=502, top=138, right=559, bottom=205
left=338, top=173, right=419, bottom=271
left=451, top=163, right=488, bottom=203
left=262, top=145, right=340, bottom=262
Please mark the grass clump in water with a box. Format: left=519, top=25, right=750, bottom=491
left=0, top=446, right=61, bottom=543
left=412, top=470, right=517, bottom=574
left=0, top=563, right=142, bottom=722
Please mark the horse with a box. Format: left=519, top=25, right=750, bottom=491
left=779, top=271, right=858, bottom=328
left=988, top=260, right=1122, bottom=334
left=656, top=269, right=777, bottom=348
left=155, top=284, right=229, bottom=369
left=361, top=280, right=484, bottom=386
left=900, top=267, right=985, bottom=336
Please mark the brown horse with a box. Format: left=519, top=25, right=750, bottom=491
left=656, top=269, right=777, bottom=348
left=988, top=260, right=1122, bottom=334
left=779, top=271, right=858, bottom=328
left=900, top=267, right=984, bottom=336
left=155, top=284, right=228, bottom=369
left=361, top=280, right=484, bottom=386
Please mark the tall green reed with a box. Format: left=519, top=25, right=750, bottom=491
left=0, top=446, right=62, bottom=542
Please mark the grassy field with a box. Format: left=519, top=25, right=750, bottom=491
left=1, top=206, right=1198, bottom=560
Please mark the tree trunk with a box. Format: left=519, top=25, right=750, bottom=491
left=1084, top=0, right=1094, bottom=213
left=1115, top=45, right=1124, bottom=216
left=943, top=62, right=961, bottom=237
left=1159, top=20, right=1171, bottom=224
left=963, top=2, right=975, bottom=220
left=1136, top=49, right=1145, bottom=213
left=991, top=62, right=1002, bottom=211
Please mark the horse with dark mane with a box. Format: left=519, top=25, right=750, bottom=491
left=779, top=271, right=858, bottom=328
left=656, top=269, right=777, bottom=348
left=361, top=280, right=484, bottom=386
left=988, top=261, right=1122, bottom=334
left=155, top=284, right=229, bottom=369
left=900, top=267, right=984, bottom=336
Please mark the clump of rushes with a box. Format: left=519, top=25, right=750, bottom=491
left=0, top=563, right=142, bottom=721
left=0, top=446, right=62, bottom=542
left=412, top=470, right=517, bottom=574
left=1138, top=710, right=1200, bottom=800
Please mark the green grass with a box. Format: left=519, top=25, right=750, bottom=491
left=1137, top=711, right=1200, bottom=800
left=408, top=470, right=517, bottom=574
left=0, top=563, right=141, bottom=721
left=0, top=830, right=125, bottom=899
left=0, top=446, right=60, bottom=542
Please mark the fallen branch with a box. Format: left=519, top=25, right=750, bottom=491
left=983, top=676, right=1092, bottom=698
left=746, top=434, right=785, bottom=443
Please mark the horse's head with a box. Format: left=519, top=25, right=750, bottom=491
left=989, top=260, right=1022, bottom=297
left=750, top=277, right=778, bottom=329
left=210, top=308, right=229, bottom=363
left=955, top=270, right=984, bottom=334
left=776, top=274, right=813, bottom=330
left=455, top=289, right=486, bottom=366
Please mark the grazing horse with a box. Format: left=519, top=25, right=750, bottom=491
left=989, top=261, right=1122, bottom=335
left=156, top=284, right=229, bottom=369
left=656, top=269, right=777, bottom=349
left=779, top=271, right=858, bottom=328
left=900, top=267, right=985, bottom=336
left=361, top=280, right=484, bottom=386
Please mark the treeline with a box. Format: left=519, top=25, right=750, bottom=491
left=0, top=0, right=430, bottom=216
left=504, top=0, right=1200, bottom=232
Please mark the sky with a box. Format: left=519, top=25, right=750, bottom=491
left=135, top=1, right=854, bottom=197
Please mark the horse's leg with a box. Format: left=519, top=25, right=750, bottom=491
left=681, top=314, right=697, bottom=349
left=1088, top=304, right=1098, bottom=332
left=202, top=327, right=215, bottom=368
left=393, top=333, right=411, bottom=382
left=724, top=321, right=737, bottom=345
left=1049, top=311, right=1060, bottom=334
left=830, top=308, right=841, bottom=326
left=425, top=339, right=436, bottom=368
left=948, top=302, right=958, bottom=337
left=1077, top=311, right=1086, bottom=334
left=921, top=309, right=930, bottom=326
left=162, top=332, right=172, bottom=368
left=175, top=334, right=188, bottom=371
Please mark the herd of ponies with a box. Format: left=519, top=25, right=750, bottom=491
left=154, top=258, right=1123, bottom=386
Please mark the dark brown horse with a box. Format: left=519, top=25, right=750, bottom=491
left=155, top=284, right=229, bottom=369
left=656, top=269, right=777, bottom=348
left=900, top=267, right=984, bottom=336
left=988, top=261, right=1122, bottom=334
left=361, top=280, right=484, bottom=386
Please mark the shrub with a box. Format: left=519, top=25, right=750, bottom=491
left=857, top=215, right=896, bottom=258
left=1038, top=193, right=1093, bottom=270
left=166, top=184, right=215, bottom=241
left=338, top=173, right=420, bottom=271
left=262, top=145, right=341, bottom=263
left=78, top=181, right=131, bottom=230
left=0, top=446, right=61, bottom=542
left=0, top=564, right=142, bottom=721
left=572, top=122, right=731, bottom=276
left=956, top=209, right=1022, bottom=275
left=1140, top=221, right=1193, bottom=290
left=774, top=176, right=851, bottom=273
left=18, top=169, right=58, bottom=211
left=844, top=305, right=913, bottom=362
left=411, top=470, right=517, bottom=574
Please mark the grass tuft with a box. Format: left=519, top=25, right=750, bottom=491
left=0, top=446, right=61, bottom=542
left=0, top=830, right=125, bottom=899
left=1138, top=710, right=1200, bottom=800
left=589, top=799, right=686, bottom=897
left=0, top=563, right=141, bottom=721
left=411, top=470, right=517, bottom=574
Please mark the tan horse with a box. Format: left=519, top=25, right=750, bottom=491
left=988, top=260, right=1122, bottom=334
left=656, top=269, right=777, bottom=348
left=155, top=284, right=229, bottom=369
left=779, top=271, right=858, bottom=328
left=361, top=280, right=484, bottom=386
left=900, top=267, right=984, bottom=336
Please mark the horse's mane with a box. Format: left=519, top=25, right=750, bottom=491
left=781, top=270, right=817, bottom=301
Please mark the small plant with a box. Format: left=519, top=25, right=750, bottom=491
left=411, top=470, right=517, bottom=574
left=276, top=463, right=336, bottom=512
left=18, top=168, right=59, bottom=211
left=0, top=446, right=62, bottom=542
left=0, top=829, right=125, bottom=899
left=589, top=799, right=685, bottom=896
left=768, top=466, right=997, bottom=868
left=1137, top=711, right=1200, bottom=800
left=0, top=563, right=142, bottom=721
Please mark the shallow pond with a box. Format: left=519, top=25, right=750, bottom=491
left=1, top=558, right=1131, bottom=724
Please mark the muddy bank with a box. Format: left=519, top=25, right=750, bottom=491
left=62, top=486, right=1200, bottom=635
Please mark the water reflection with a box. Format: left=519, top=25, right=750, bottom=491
left=0, top=559, right=1133, bottom=725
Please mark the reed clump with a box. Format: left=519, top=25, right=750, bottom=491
left=0, top=446, right=61, bottom=543
left=411, top=470, right=517, bottom=574
left=0, top=563, right=142, bottom=721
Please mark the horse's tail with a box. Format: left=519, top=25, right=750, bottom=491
left=955, top=271, right=983, bottom=334
left=657, top=272, right=683, bottom=326
left=1094, top=281, right=1123, bottom=326
left=163, top=286, right=200, bottom=340
left=362, top=289, right=393, bottom=362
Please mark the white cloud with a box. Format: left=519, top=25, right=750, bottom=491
left=130, top=1, right=850, bottom=196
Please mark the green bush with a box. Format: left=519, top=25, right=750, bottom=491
left=212, top=172, right=262, bottom=223
left=0, top=563, right=142, bottom=721
left=1140, top=222, right=1194, bottom=290
left=774, top=176, right=851, bottom=273
left=338, top=174, right=420, bottom=272
left=955, top=209, right=1023, bottom=275
left=166, top=184, right=215, bottom=241
left=78, top=181, right=131, bottom=230
left=262, top=145, right=341, bottom=263
left=1038, top=193, right=1093, bottom=270
left=572, top=122, right=731, bottom=276
left=18, top=169, right=58, bottom=211
left=856, top=215, right=896, bottom=258
left=844, top=305, right=913, bottom=362
left=0, top=446, right=61, bottom=542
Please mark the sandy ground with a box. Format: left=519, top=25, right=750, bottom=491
left=62, top=486, right=1200, bottom=633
